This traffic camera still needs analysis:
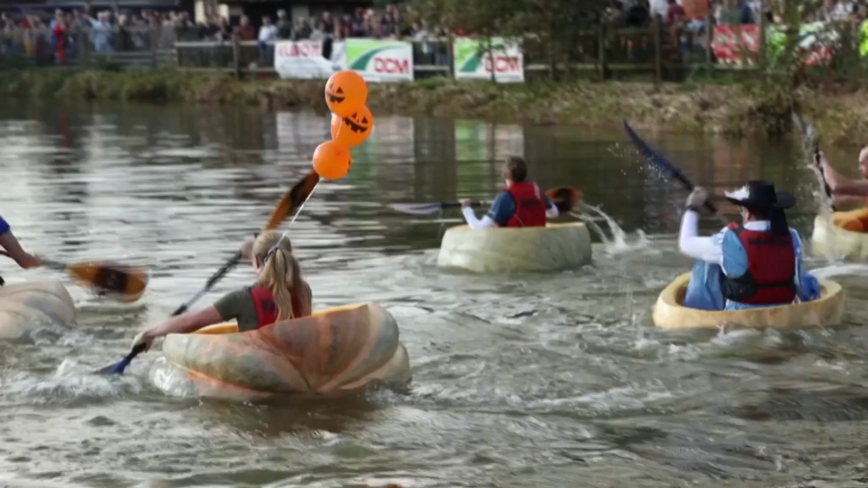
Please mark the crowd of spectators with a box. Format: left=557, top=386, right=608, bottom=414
left=0, top=4, right=449, bottom=66
left=604, top=0, right=868, bottom=57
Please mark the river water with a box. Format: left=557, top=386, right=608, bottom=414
left=1, top=103, right=868, bottom=488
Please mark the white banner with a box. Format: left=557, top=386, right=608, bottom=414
left=274, top=40, right=346, bottom=80
left=453, top=37, right=524, bottom=83
left=345, top=39, right=414, bottom=82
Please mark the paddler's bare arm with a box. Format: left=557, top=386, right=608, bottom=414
left=131, top=306, right=223, bottom=352
left=0, top=232, right=40, bottom=269
left=820, top=153, right=868, bottom=197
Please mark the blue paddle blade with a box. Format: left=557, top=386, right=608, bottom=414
left=623, top=121, right=694, bottom=190
left=95, top=358, right=131, bottom=375
left=623, top=120, right=724, bottom=219
left=95, top=343, right=146, bottom=375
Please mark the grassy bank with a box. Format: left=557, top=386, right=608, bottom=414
left=0, top=68, right=864, bottom=143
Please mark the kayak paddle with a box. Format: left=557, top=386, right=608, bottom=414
left=96, top=171, right=321, bottom=375
left=623, top=121, right=728, bottom=225
left=792, top=111, right=835, bottom=211
left=0, top=250, right=148, bottom=303
left=390, top=186, right=581, bottom=216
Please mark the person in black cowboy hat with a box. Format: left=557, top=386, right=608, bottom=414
left=677, top=180, right=821, bottom=311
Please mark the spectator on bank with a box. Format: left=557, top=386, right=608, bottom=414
left=276, top=9, right=292, bottom=39
left=52, top=14, right=68, bottom=64
left=310, top=20, right=328, bottom=41
left=236, top=15, right=255, bottom=41
left=336, top=15, right=352, bottom=39
left=87, top=11, right=113, bottom=53
left=666, top=0, right=686, bottom=25
left=321, top=11, right=334, bottom=34
left=291, top=16, right=311, bottom=40
left=258, top=16, right=276, bottom=64
left=350, top=8, right=366, bottom=37
left=626, top=0, right=652, bottom=27
left=650, top=0, right=669, bottom=20
left=217, top=17, right=231, bottom=41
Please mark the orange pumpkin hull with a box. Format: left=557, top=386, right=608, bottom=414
left=148, top=302, right=411, bottom=401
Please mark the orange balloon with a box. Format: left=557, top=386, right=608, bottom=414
left=312, top=140, right=352, bottom=180
left=324, top=70, right=368, bottom=118
left=330, top=106, right=374, bottom=148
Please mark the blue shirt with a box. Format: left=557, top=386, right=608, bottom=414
left=485, top=190, right=554, bottom=227
left=0, top=216, right=9, bottom=236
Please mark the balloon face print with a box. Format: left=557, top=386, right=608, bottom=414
left=345, top=110, right=371, bottom=133
left=324, top=70, right=368, bottom=117
left=330, top=106, right=374, bottom=148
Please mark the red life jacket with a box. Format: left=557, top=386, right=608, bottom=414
left=505, top=181, right=546, bottom=228
left=249, top=286, right=303, bottom=329
left=721, top=223, right=796, bottom=305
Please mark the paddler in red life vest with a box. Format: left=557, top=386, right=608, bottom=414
left=459, top=156, right=559, bottom=229
left=678, top=181, right=820, bottom=311
left=0, top=215, right=41, bottom=286
left=130, top=230, right=312, bottom=352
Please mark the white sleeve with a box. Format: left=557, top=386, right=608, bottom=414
left=545, top=201, right=559, bottom=219
left=678, top=210, right=724, bottom=264
left=462, top=207, right=496, bottom=230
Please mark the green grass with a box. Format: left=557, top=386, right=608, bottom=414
left=0, top=67, right=865, bottom=143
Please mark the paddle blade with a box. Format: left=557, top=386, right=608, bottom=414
left=547, top=187, right=581, bottom=213
left=623, top=120, right=724, bottom=219
left=95, top=344, right=145, bottom=375
left=65, top=262, right=148, bottom=303
left=623, top=121, right=693, bottom=190
left=265, top=172, right=321, bottom=231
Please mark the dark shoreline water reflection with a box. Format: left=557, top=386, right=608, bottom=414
left=1, top=102, right=867, bottom=487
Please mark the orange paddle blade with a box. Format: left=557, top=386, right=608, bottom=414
left=65, top=262, right=149, bottom=303
left=264, top=172, right=321, bottom=231
left=546, top=187, right=581, bottom=213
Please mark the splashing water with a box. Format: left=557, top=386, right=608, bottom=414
left=0, top=359, right=140, bottom=405
left=577, top=204, right=653, bottom=254
left=796, top=120, right=840, bottom=264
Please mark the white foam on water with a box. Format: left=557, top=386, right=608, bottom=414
left=1, top=359, right=141, bottom=404
left=578, top=204, right=656, bottom=255
left=810, top=263, right=868, bottom=280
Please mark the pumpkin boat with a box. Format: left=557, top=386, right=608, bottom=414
left=0, top=280, right=76, bottom=340
left=811, top=209, right=868, bottom=261
left=148, top=302, right=411, bottom=401
left=652, top=272, right=845, bottom=329
left=436, top=223, right=592, bottom=273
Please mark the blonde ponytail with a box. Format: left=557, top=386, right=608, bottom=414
left=252, top=230, right=304, bottom=321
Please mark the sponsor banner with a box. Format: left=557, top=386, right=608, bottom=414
left=712, top=23, right=838, bottom=66
left=711, top=25, right=759, bottom=65
left=274, top=40, right=345, bottom=79
left=453, top=37, right=524, bottom=83
left=345, top=39, right=414, bottom=82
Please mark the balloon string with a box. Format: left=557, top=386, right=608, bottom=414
left=334, top=114, right=343, bottom=141
left=267, top=180, right=321, bottom=257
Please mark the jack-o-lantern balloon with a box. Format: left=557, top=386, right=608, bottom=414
left=312, top=140, right=352, bottom=180
left=330, top=106, right=374, bottom=148
left=325, top=70, right=367, bottom=118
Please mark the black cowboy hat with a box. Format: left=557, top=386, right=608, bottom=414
left=724, top=180, right=796, bottom=210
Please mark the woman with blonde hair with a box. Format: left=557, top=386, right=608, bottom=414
left=130, top=230, right=312, bottom=352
